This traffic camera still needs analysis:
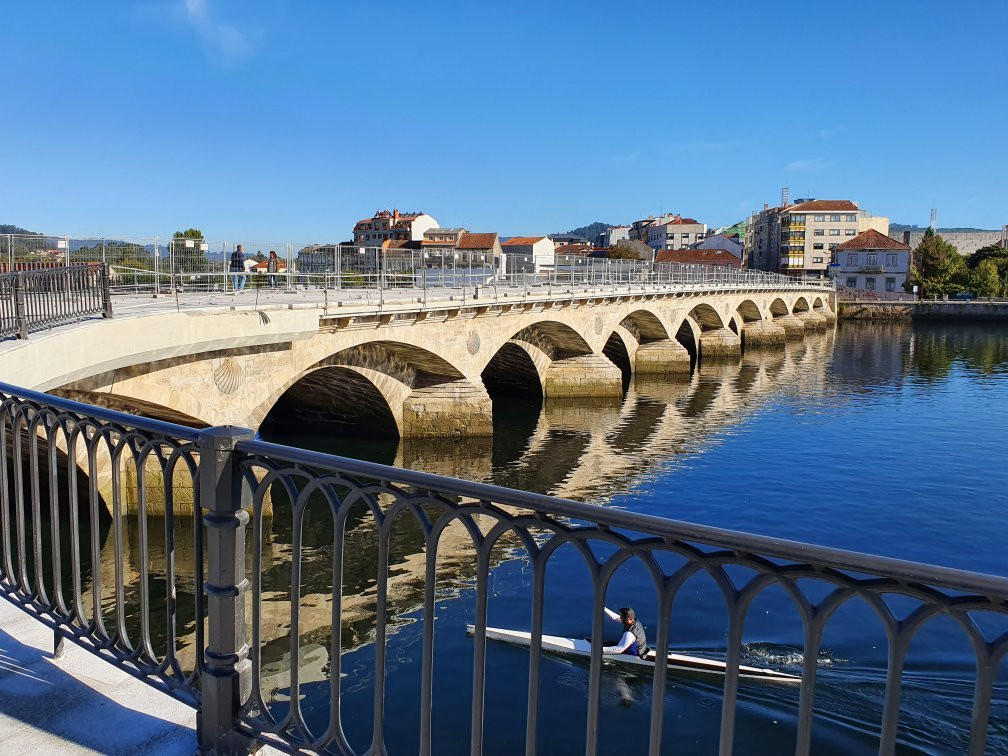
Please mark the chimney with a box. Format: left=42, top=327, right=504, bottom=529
left=393, top=209, right=400, bottom=223
left=763, top=203, right=769, bottom=211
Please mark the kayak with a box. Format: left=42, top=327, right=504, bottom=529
left=467, top=625, right=801, bottom=684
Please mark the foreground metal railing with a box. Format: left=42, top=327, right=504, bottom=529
left=0, top=382, right=1004, bottom=754
left=0, top=264, right=112, bottom=339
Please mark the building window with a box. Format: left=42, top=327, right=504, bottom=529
left=830, top=214, right=841, bottom=222
left=813, top=215, right=825, bottom=222
left=886, top=253, right=897, bottom=267
left=846, top=277, right=858, bottom=287
left=886, top=278, right=896, bottom=292
left=867, top=253, right=878, bottom=265
left=814, top=229, right=824, bottom=236
left=845, top=229, right=856, bottom=235
left=847, top=253, right=858, bottom=265
left=865, top=277, right=876, bottom=290
left=829, top=229, right=841, bottom=236
left=829, top=244, right=838, bottom=250
left=813, top=243, right=824, bottom=249
left=846, top=215, right=857, bottom=222
left=812, top=256, right=823, bottom=263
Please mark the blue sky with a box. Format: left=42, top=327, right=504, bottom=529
left=2, top=1, right=1005, bottom=244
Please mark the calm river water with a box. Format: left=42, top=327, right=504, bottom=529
left=253, top=320, right=1008, bottom=754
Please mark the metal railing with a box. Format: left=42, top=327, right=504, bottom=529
left=0, top=264, right=112, bottom=339
left=4, top=383, right=999, bottom=754
left=2, top=234, right=835, bottom=301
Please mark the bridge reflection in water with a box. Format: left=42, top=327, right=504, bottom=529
left=4, top=324, right=1007, bottom=754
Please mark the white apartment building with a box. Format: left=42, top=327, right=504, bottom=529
left=646, top=216, right=708, bottom=251
left=832, top=229, right=910, bottom=295
left=600, top=225, right=631, bottom=247
left=502, top=236, right=556, bottom=273
left=748, top=199, right=860, bottom=278
left=353, top=209, right=438, bottom=245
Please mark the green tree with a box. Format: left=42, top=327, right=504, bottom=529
left=911, top=228, right=967, bottom=298
left=970, top=258, right=1002, bottom=298
left=607, top=242, right=640, bottom=260
left=172, top=228, right=210, bottom=272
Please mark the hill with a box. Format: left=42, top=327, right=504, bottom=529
left=0, top=224, right=41, bottom=235
left=554, top=221, right=611, bottom=245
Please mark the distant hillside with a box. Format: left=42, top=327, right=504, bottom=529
left=0, top=224, right=41, bottom=235
left=891, top=223, right=996, bottom=233
left=555, top=221, right=611, bottom=245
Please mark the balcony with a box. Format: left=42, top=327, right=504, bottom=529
left=860, top=265, right=884, bottom=274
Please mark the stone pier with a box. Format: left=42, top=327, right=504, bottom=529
left=634, top=339, right=692, bottom=376
left=816, top=308, right=837, bottom=325
left=402, top=379, right=494, bottom=437
left=740, top=320, right=786, bottom=349
left=774, top=314, right=806, bottom=340
left=698, top=328, right=742, bottom=362
left=796, top=310, right=828, bottom=330
left=543, top=354, right=623, bottom=398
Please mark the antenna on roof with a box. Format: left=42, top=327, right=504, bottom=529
left=781, top=187, right=790, bottom=207
left=930, top=208, right=938, bottom=230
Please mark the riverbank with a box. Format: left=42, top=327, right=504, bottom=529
left=838, top=300, right=1008, bottom=321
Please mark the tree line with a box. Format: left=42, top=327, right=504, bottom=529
left=909, top=229, right=1008, bottom=298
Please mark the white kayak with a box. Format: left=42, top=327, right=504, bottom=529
left=467, top=625, right=801, bottom=684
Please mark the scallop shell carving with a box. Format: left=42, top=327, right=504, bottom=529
left=467, top=331, right=481, bottom=355
left=212, top=357, right=242, bottom=394
left=593, top=316, right=603, bottom=335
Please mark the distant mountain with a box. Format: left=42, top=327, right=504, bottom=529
left=0, top=224, right=41, bottom=235
left=891, top=223, right=997, bottom=233
left=555, top=221, right=611, bottom=245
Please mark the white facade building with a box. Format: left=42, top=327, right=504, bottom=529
left=502, top=236, right=556, bottom=273
left=695, top=233, right=742, bottom=258
left=646, top=216, right=707, bottom=251
left=832, top=229, right=911, bottom=295
left=353, top=209, right=438, bottom=245
left=600, top=225, right=631, bottom=248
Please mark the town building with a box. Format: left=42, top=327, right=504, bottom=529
left=747, top=199, right=860, bottom=278
left=695, top=233, right=742, bottom=259
left=655, top=248, right=742, bottom=269
left=646, top=216, right=708, bottom=251
left=832, top=229, right=911, bottom=295
left=858, top=212, right=890, bottom=236
left=457, top=232, right=504, bottom=267
left=501, top=236, right=555, bottom=273
left=599, top=225, right=631, bottom=248
left=890, top=228, right=1007, bottom=257
left=353, top=209, right=438, bottom=245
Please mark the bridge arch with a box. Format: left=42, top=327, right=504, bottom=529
left=259, top=341, right=477, bottom=439
left=482, top=320, right=607, bottom=401
left=792, top=297, right=811, bottom=314
left=688, top=303, right=726, bottom=332
left=736, top=299, right=764, bottom=324
left=769, top=298, right=790, bottom=317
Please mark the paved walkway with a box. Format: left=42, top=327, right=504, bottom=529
left=0, top=597, right=199, bottom=754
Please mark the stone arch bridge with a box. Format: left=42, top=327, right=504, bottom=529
left=2, top=287, right=835, bottom=439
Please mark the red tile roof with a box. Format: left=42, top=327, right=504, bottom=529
left=834, top=229, right=910, bottom=251
left=457, top=232, right=499, bottom=250
left=502, top=236, right=548, bottom=245
left=555, top=243, right=592, bottom=254
left=786, top=199, right=858, bottom=212
left=654, top=248, right=742, bottom=267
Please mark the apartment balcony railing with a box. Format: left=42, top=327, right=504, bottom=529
left=860, top=265, right=884, bottom=274
left=0, top=383, right=1004, bottom=754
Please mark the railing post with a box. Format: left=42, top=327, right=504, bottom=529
left=101, top=264, right=113, bottom=319
left=198, top=426, right=255, bottom=755
left=14, top=271, right=27, bottom=339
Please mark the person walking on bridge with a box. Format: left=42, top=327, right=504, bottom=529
left=603, top=606, right=649, bottom=659
left=229, top=244, right=247, bottom=292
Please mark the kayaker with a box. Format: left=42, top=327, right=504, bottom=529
left=603, top=606, right=649, bottom=659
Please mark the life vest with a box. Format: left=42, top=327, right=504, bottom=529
left=624, top=620, right=648, bottom=658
